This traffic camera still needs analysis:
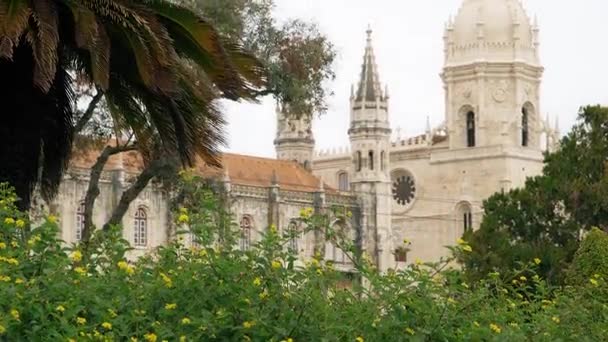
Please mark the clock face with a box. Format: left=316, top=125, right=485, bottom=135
left=392, top=175, right=416, bottom=206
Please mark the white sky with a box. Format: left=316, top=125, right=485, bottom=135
left=222, top=0, right=608, bottom=158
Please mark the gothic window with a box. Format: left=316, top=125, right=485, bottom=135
left=394, top=247, right=407, bottom=263
left=76, top=202, right=85, bottom=241
left=134, top=208, right=148, bottom=247
left=338, top=172, right=349, bottom=191
left=522, top=107, right=529, bottom=147
left=457, top=202, right=473, bottom=232
left=380, top=151, right=386, bottom=171
left=391, top=171, right=416, bottom=206
left=240, top=215, right=253, bottom=251
left=466, top=111, right=476, bottom=147
left=368, top=151, right=374, bottom=170
left=287, top=221, right=302, bottom=253
left=356, top=151, right=362, bottom=172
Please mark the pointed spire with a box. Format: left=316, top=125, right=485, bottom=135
left=355, top=26, right=383, bottom=102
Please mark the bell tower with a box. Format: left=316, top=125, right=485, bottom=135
left=442, top=0, right=545, bottom=150
left=348, top=27, right=393, bottom=271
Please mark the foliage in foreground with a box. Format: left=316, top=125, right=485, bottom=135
left=0, top=186, right=607, bottom=341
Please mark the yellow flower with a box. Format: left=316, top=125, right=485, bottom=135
left=415, top=258, right=423, bottom=265
left=10, top=309, right=19, bottom=320
left=489, top=323, right=501, bottom=334
left=118, top=260, right=135, bottom=275
left=14, top=278, right=24, bottom=284
left=271, top=260, right=282, bottom=269
left=0, top=275, right=10, bottom=282
left=252, top=277, right=262, bottom=286
left=179, top=336, right=187, bottom=342
left=243, top=321, right=255, bottom=329
left=456, top=238, right=466, bottom=245
left=177, top=214, right=190, bottom=224
left=0, top=323, right=5, bottom=334
left=74, top=267, right=87, bottom=275
left=71, top=250, right=83, bottom=262
left=519, top=276, right=527, bottom=282
left=534, top=258, right=541, bottom=265
left=0, top=242, right=6, bottom=249
left=461, top=282, right=469, bottom=289
left=102, top=322, right=112, bottom=330
left=405, top=327, right=415, bottom=335
left=181, top=317, right=191, bottom=325
left=15, top=219, right=25, bottom=228
left=269, top=224, right=277, bottom=233
left=346, top=211, right=353, bottom=218
left=165, top=303, right=177, bottom=310
left=179, top=207, right=188, bottom=214
left=299, top=207, right=314, bottom=218
left=160, top=273, right=173, bottom=288
left=590, top=278, right=599, bottom=286
left=447, top=297, right=457, bottom=304
left=509, top=322, right=519, bottom=328
left=403, top=238, right=410, bottom=245
left=6, top=258, right=18, bottom=266
left=594, top=273, right=601, bottom=279
left=56, top=305, right=66, bottom=313
left=76, top=317, right=87, bottom=325
left=259, top=290, right=269, bottom=300
left=144, top=333, right=158, bottom=342
left=4, top=218, right=15, bottom=225
left=473, top=321, right=480, bottom=327
left=356, top=337, right=365, bottom=342
left=131, top=338, right=138, bottom=342
left=47, top=215, right=57, bottom=224
left=461, top=245, right=473, bottom=253
left=552, top=316, right=560, bottom=324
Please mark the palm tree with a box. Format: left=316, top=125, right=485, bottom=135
left=0, top=0, right=266, bottom=209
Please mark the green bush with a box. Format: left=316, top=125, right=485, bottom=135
left=567, top=228, right=608, bottom=286
left=0, top=183, right=607, bottom=341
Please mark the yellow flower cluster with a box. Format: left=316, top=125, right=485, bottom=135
left=0, top=275, right=10, bottom=282
left=299, top=207, right=314, bottom=218
left=56, top=305, right=66, bottom=313
left=259, top=289, right=269, bottom=300
left=177, top=214, right=190, bottom=224
left=243, top=321, right=255, bottom=329
left=405, top=327, right=415, bottom=336
left=181, top=317, right=191, bottom=325
left=590, top=278, right=599, bottom=286
left=0, top=256, right=19, bottom=266
left=0, top=324, right=5, bottom=335
left=489, top=323, right=501, bottom=334
left=71, top=250, right=83, bottom=262
left=165, top=303, right=177, bottom=310
left=457, top=238, right=473, bottom=252
left=47, top=214, right=58, bottom=224
left=271, top=260, right=282, bottom=270
left=280, top=338, right=294, bottom=342
left=356, top=337, right=364, bottom=342
left=144, top=333, right=158, bottom=342
left=27, top=234, right=41, bottom=247
left=552, top=316, right=560, bottom=324
left=0, top=242, right=5, bottom=249
left=76, top=317, right=87, bottom=325
left=10, top=309, right=19, bottom=321
left=252, top=277, right=262, bottom=286
left=3, top=218, right=14, bottom=225
left=15, top=219, right=25, bottom=228
left=534, top=258, right=541, bottom=265
left=74, top=267, right=87, bottom=276
left=102, top=322, right=112, bottom=330
left=160, top=273, right=173, bottom=288
left=118, top=260, right=135, bottom=275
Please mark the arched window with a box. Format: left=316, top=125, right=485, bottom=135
left=240, top=216, right=253, bottom=251
left=134, top=208, right=148, bottom=247
left=466, top=111, right=476, bottom=147
left=380, top=151, right=386, bottom=171
left=521, top=107, right=529, bottom=147
left=338, top=172, right=349, bottom=191
left=287, top=221, right=302, bottom=253
left=76, top=202, right=85, bottom=241
left=356, top=151, right=362, bottom=172
left=368, top=151, right=374, bottom=170
left=457, top=202, right=473, bottom=232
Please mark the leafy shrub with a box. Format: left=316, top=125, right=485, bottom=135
left=0, top=183, right=607, bottom=341
left=567, top=228, right=608, bottom=286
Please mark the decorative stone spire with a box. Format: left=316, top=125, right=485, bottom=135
left=355, top=26, right=384, bottom=102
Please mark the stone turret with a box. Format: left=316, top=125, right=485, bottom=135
left=274, top=103, right=315, bottom=170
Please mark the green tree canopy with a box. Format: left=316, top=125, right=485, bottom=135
left=0, top=0, right=267, bottom=209
left=567, top=228, right=608, bottom=286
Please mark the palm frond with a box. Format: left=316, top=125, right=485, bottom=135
left=0, top=0, right=31, bottom=59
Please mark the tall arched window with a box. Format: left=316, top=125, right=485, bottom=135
left=76, top=202, right=85, bottom=241
left=521, top=107, right=529, bottom=147
left=287, top=221, right=302, bottom=253
left=240, top=216, right=253, bottom=251
left=466, top=111, right=476, bottom=147
left=456, top=202, right=473, bottom=232
left=134, top=208, right=148, bottom=247
left=356, top=151, right=362, bottom=172
left=338, top=172, right=349, bottom=191
left=368, top=151, right=374, bottom=170
left=380, top=151, right=386, bottom=171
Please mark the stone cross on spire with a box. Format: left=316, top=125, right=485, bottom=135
left=355, top=26, right=384, bottom=102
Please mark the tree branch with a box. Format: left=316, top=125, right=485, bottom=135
left=75, top=90, right=104, bottom=134
left=102, top=157, right=176, bottom=231
left=81, top=144, right=137, bottom=247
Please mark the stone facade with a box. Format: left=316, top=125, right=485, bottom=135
left=280, top=0, right=561, bottom=269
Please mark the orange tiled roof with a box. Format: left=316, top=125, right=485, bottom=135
left=69, top=143, right=330, bottom=193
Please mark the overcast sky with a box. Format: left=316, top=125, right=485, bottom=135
left=222, top=0, right=608, bottom=158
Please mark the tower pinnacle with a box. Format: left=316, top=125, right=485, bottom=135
left=355, top=27, right=384, bottom=102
